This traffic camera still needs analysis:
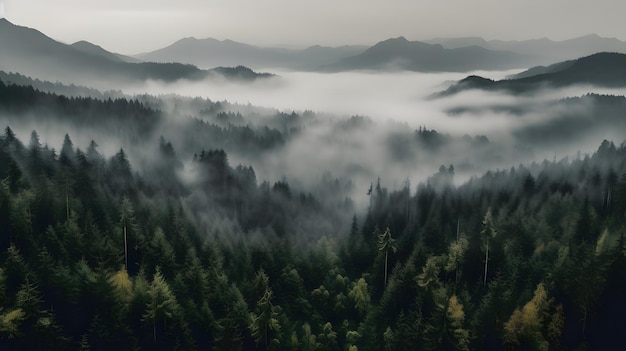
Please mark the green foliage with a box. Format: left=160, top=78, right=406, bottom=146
left=0, top=125, right=624, bottom=350
left=147, top=227, right=176, bottom=277
left=348, top=277, right=371, bottom=317
left=109, top=267, right=133, bottom=303
left=0, top=308, right=25, bottom=338
left=0, top=268, right=6, bottom=306
left=446, top=295, right=470, bottom=351
left=378, top=227, right=397, bottom=288
left=15, top=279, right=42, bottom=320
left=481, top=207, right=497, bottom=286
left=417, top=255, right=444, bottom=290
left=300, top=322, right=320, bottom=351
left=249, top=270, right=282, bottom=350
left=318, top=322, right=338, bottom=350
left=143, top=268, right=180, bottom=342
left=503, top=283, right=557, bottom=351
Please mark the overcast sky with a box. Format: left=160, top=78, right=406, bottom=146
left=2, top=0, right=625, bottom=54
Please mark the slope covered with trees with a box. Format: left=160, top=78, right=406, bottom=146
left=0, top=120, right=625, bottom=350
left=437, top=52, right=626, bottom=96
left=0, top=73, right=626, bottom=350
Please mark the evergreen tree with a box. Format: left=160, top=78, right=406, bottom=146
left=143, top=268, right=180, bottom=344
left=250, top=286, right=282, bottom=350
left=480, top=208, right=497, bottom=286
left=378, top=227, right=396, bottom=288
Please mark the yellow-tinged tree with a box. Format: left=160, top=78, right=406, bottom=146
left=318, top=322, right=338, bottom=350
left=348, top=277, right=371, bottom=317
left=417, top=255, right=444, bottom=290
left=502, top=283, right=562, bottom=351
left=424, top=287, right=470, bottom=351
left=289, top=330, right=299, bottom=351
left=447, top=295, right=470, bottom=351
left=346, top=329, right=361, bottom=351
left=0, top=308, right=25, bottom=338
left=108, top=266, right=133, bottom=303
left=445, top=236, right=469, bottom=292
left=300, top=322, right=319, bottom=351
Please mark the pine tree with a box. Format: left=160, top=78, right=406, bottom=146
left=348, top=277, right=371, bottom=317
left=119, top=197, right=138, bottom=273
left=446, top=295, right=470, bottom=351
left=250, top=287, right=282, bottom=350
left=378, top=227, right=397, bottom=288
left=0, top=308, right=25, bottom=339
left=480, top=208, right=497, bottom=286
left=502, top=283, right=560, bottom=350
left=445, top=235, right=469, bottom=292
left=144, top=268, right=180, bottom=343
left=109, top=267, right=133, bottom=304
left=147, top=227, right=176, bottom=278
left=300, top=323, right=319, bottom=351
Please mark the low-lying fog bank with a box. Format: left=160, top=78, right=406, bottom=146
left=3, top=69, right=625, bottom=214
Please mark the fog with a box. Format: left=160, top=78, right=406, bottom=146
left=122, top=69, right=520, bottom=127
left=83, top=69, right=619, bottom=212
left=4, top=68, right=624, bottom=215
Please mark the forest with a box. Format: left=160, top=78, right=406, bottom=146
left=0, top=75, right=625, bottom=351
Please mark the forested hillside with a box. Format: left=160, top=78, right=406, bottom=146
left=0, top=84, right=625, bottom=350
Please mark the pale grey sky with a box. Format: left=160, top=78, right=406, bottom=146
left=2, top=0, right=625, bottom=55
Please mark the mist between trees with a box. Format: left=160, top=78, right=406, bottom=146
left=1, top=73, right=626, bottom=350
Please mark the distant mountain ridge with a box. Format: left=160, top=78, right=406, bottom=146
left=70, top=41, right=141, bottom=63
left=436, top=52, right=626, bottom=96
left=139, top=33, right=626, bottom=73
left=139, top=35, right=528, bottom=72
left=136, top=37, right=367, bottom=70
left=426, top=34, right=626, bottom=66
left=0, top=19, right=273, bottom=84
left=324, top=36, right=528, bottom=72
left=5, top=17, right=626, bottom=78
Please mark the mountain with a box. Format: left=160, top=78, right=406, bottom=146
left=136, top=37, right=271, bottom=67
left=325, top=37, right=528, bottom=72
left=0, top=18, right=207, bottom=83
left=207, top=65, right=274, bottom=80
left=70, top=40, right=142, bottom=63
left=0, top=19, right=272, bottom=85
left=136, top=37, right=367, bottom=70
left=490, top=34, right=626, bottom=65
left=428, top=34, right=626, bottom=66
left=505, top=59, right=577, bottom=79
left=424, top=36, right=491, bottom=49
left=437, top=52, right=626, bottom=96
left=141, top=33, right=626, bottom=72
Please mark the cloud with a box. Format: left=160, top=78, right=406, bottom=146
left=8, top=68, right=624, bottom=212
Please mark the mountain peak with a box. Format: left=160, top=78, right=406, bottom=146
left=369, top=36, right=440, bottom=52
left=72, top=40, right=96, bottom=46
left=577, top=33, right=601, bottom=39
left=178, top=36, right=199, bottom=42
left=386, top=36, right=409, bottom=43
